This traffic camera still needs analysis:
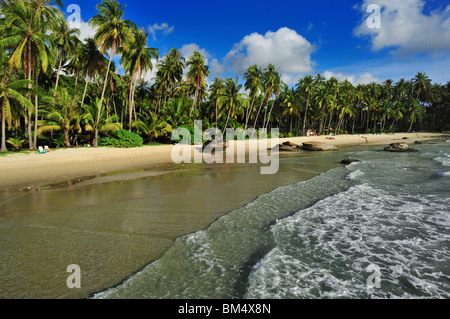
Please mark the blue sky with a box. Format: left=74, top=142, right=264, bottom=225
left=66, top=0, right=450, bottom=86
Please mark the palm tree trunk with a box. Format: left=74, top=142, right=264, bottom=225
left=407, top=119, right=414, bottom=133
left=302, top=96, right=310, bottom=135
left=262, top=98, right=269, bottom=129
left=128, top=76, right=134, bottom=131
left=222, top=104, right=233, bottom=137
left=74, top=69, right=80, bottom=97
left=253, top=95, right=266, bottom=129
left=352, top=115, right=357, bottom=135
left=190, top=88, right=199, bottom=118
left=34, top=70, right=39, bottom=149
left=81, top=77, right=90, bottom=106
left=265, top=99, right=276, bottom=130
left=94, top=46, right=115, bottom=147
left=245, top=96, right=256, bottom=130
left=365, top=110, right=370, bottom=134
left=27, top=44, right=35, bottom=150
left=1, top=106, right=7, bottom=152
left=64, top=129, right=71, bottom=148
left=290, top=115, right=293, bottom=133
left=54, top=50, right=63, bottom=95
left=215, top=103, right=218, bottom=129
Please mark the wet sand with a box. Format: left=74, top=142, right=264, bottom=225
left=0, top=151, right=344, bottom=298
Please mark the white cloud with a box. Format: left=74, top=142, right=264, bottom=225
left=148, top=22, right=174, bottom=41
left=76, top=19, right=98, bottom=41
left=224, top=27, right=316, bottom=85
left=322, top=71, right=380, bottom=85
left=354, top=0, right=450, bottom=57
left=142, top=58, right=161, bottom=85
left=180, top=43, right=212, bottom=65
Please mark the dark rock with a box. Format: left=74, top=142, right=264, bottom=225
left=202, top=140, right=229, bottom=151
left=340, top=158, right=360, bottom=165
left=384, top=143, right=420, bottom=153
left=276, top=144, right=301, bottom=152
left=302, top=142, right=338, bottom=151
left=282, top=141, right=299, bottom=148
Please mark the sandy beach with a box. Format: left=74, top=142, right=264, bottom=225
left=0, top=132, right=446, bottom=190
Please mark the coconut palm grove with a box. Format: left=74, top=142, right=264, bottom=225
left=1, top=0, right=449, bottom=153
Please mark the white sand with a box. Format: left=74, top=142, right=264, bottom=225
left=0, top=132, right=445, bottom=189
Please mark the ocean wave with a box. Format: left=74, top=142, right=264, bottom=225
left=246, top=184, right=450, bottom=299
left=94, top=167, right=351, bottom=299
left=434, top=153, right=450, bottom=167
left=346, top=169, right=364, bottom=180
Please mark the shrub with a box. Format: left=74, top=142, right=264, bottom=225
left=99, top=129, right=144, bottom=148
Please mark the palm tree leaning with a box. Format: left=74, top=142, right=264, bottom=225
left=50, top=18, right=81, bottom=94
left=121, top=26, right=159, bottom=131
left=296, top=75, right=315, bottom=136
left=79, top=38, right=107, bottom=106
left=0, top=59, right=34, bottom=152
left=244, top=65, right=263, bottom=130
left=89, top=0, right=135, bottom=147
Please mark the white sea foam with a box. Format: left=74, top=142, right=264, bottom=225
left=434, top=152, right=450, bottom=167
left=347, top=169, right=364, bottom=180
left=246, top=182, right=450, bottom=299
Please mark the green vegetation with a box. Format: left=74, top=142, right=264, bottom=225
left=99, top=129, right=143, bottom=148
left=0, top=0, right=449, bottom=153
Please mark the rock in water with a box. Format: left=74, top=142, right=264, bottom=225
left=384, top=143, right=420, bottom=153
left=302, top=142, right=337, bottom=151
left=202, top=140, right=229, bottom=151
left=340, top=158, right=360, bottom=165
left=277, top=144, right=301, bottom=152
left=282, top=141, right=299, bottom=148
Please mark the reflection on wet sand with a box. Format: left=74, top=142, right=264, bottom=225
left=0, top=152, right=342, bottom=298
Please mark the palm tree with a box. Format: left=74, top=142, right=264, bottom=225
left=0, top=0, right=55, bottom=149
left=244, top=65, right=263, bottom=129
left=121, top=26, right=159, bottom=131
left=296, top=75, right=315, bottom=135
left=335, top=80, right=355, bottom=134
left=0, top=60, right=34, bottom=152
left=209, top=78, right=226, bottom=128
left=265, top=72, right=283, bottom=130
left=79, top=38, right=107, bottom=106
left=280, top=87, right=298, bottom=133
left=132, top=110, right=172, bottom=143
left=217, top=78, right=248, bottom=135
left=38, top=88, right=81, bottom=148
left=50, top=18, right=80, bottom=93
left=66, top=40, right=84, bottom=100
left=161, top=97, right=191, bottom=128
left=413, top=72, right=432, bottom=102
left=81, top=97, right=122, bottom=141
left=89, top=0, right=135, bottom=146
left=155, top=48, right=184, bottom=111
left=186, top=51, right=211, bottom=118
left=253, top=64, right=275, bottom=129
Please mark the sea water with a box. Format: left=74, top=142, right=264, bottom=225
left=96, top=142, right=450, bottom=299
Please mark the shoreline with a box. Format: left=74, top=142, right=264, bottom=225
left=0, top=132, right=446, bottom=191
